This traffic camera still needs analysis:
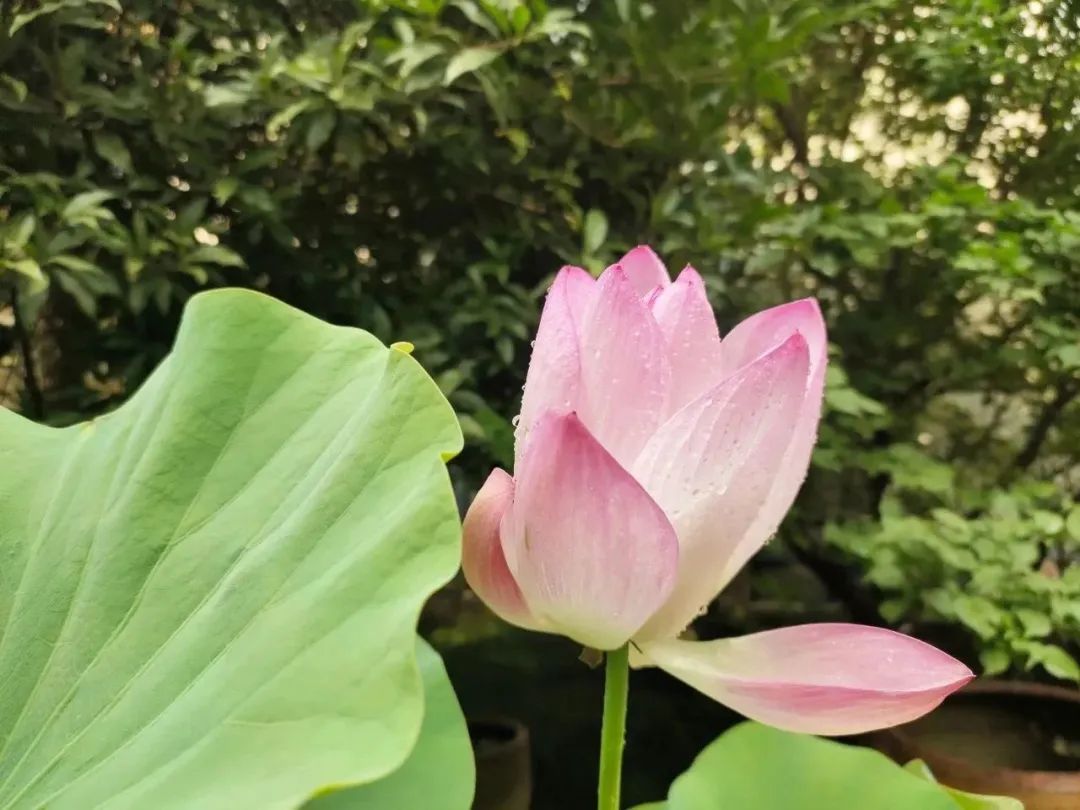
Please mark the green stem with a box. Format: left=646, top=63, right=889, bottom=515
left=597, top=643, right=630, bottom=810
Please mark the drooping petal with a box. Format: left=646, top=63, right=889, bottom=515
left=650, top=266, right=723, bottom=413
left=576, top=265, right=672, bottom=467
left=610, top=245, right=671, bottom=297
left=461, top=469, right=546, bottom=631
left=641, top=624, right=974, bottom=736
left=516, top=266, right=595, bottom=459
left=715, top=298, right=828, bottom=582
left=632, top=334, right=810, bottom=640
left=501, top=411, right=678, bottom=650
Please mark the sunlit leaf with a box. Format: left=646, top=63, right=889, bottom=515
left=583, top=208, right=608, bottom=254
left=444, top=48, right=500, bottom=85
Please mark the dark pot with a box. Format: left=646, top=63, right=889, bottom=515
left=469, top=717, right=532, bottom=810
left=868, top=680, right=1080, bottom=810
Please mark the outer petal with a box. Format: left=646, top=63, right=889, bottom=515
left=632, top=334, right=810, bottom=640
left=516, top=266, right=595, bottom=459
left=715, top=298, right=828, bottom=582
left=718, top=298, right=826, bottom=379
left=576, top=265, right=672, bottom=467
left=641, top=624, right=974, bottom=736
left=461, top=469, right=546, bottom=631
left=650, top=266, right=723, bottom=414
left=609, top=245, right=671, bottom=297
left=501, top=412, right=678, bottom=650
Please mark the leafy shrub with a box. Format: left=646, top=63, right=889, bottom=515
left=829, top=480, right=1080, bottom=682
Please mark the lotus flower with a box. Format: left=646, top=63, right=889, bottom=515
left=463, top=246, right=972, bottom=735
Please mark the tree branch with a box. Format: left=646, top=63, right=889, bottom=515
left=1012, top=379, right=1079, bottom=472
left=770, top=100, right=809, bottom=166
left=9, top=284, right=44, bottom=420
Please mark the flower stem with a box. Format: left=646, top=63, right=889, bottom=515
left=597, top=643, right=630, bottom=810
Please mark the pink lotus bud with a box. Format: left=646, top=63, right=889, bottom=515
left=463, top=246, right=972, bottom=735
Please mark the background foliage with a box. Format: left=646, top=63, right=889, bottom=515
left=1, top=0, right=1078, bottom=689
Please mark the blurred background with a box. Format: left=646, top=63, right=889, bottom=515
left=0, top=0, right=1077, bottom=806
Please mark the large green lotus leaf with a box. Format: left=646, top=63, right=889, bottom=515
left=303, top=639, right=474, bottom=810
left=642, top=722, right=973, bottom=810
left=905, top=760, right=1023, bottom=810
left=0, top=289, right=464, bottom=810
